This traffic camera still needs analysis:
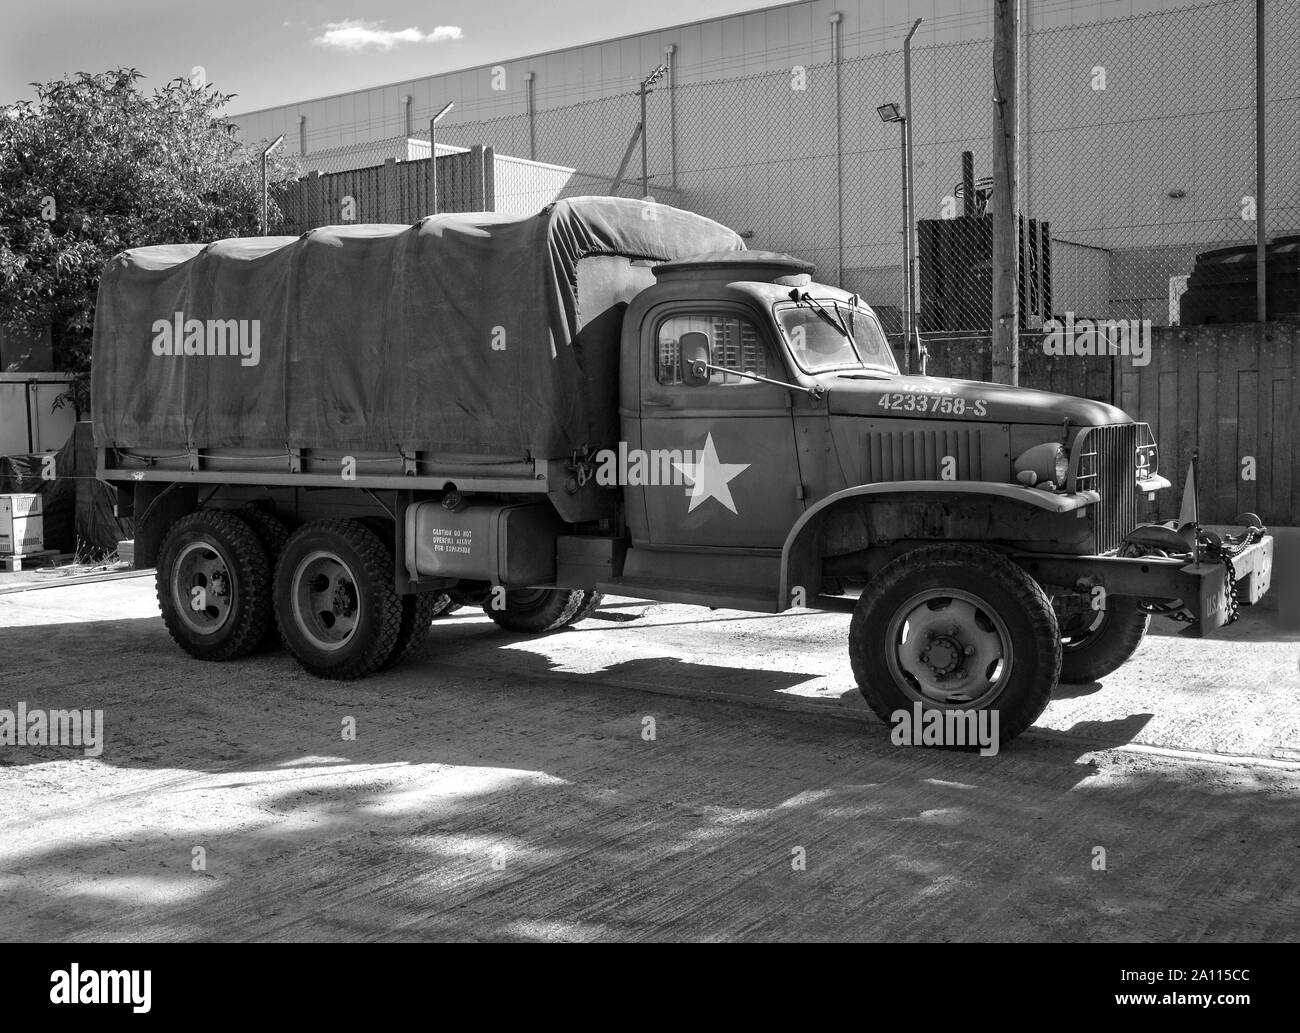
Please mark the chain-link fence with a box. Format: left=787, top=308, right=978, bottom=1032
left=1024, top=0, right=1296, bottom=330
left=262, top=0, right=1298, bottom=344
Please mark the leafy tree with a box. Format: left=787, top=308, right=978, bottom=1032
left=0, top=69, right=299, bottom=413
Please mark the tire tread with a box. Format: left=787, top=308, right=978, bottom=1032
left=155, top=510, right=273, bottom=662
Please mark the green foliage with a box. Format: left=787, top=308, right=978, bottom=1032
left=0, top=69, right=299, bottom=413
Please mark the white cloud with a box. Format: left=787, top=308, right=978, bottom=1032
left=314, top=20, right=463, bottom=51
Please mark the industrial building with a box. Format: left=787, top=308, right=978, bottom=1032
left=231, top=0, right=1297, bottom=331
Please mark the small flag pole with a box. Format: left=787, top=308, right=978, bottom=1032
left=1191, top=447, right=1200, bottom=564
left=1178, top=449, right=1201, bottom=564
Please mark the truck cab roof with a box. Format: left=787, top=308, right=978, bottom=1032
left=654, top=250, right=815, bottom=285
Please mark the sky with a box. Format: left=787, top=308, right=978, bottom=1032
left=1, top=0, right=784, bottom=115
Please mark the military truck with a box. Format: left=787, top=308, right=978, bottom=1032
left=93, top=197, right=1273, bottom=745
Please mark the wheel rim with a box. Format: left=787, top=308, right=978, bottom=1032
left=291, top=550, right=362, bottom=651
left=885, top=588, right=1013, bottom=707
left=172, top=541, right=236, bottom=635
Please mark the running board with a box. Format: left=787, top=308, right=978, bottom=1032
left=596, top=576, right=781, bottom=613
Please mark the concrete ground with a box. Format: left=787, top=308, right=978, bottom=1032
left=0, top=576, right=1297, bottom=942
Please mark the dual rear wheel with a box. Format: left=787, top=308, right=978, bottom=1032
left=157, top=510, right=602, bottom=679
left=159, top=513, right=405, bottom=678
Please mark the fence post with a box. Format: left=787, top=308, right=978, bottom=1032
left=307, top=170, right=321, bottom=229
left=830, top=12, right=844, bottom=287
left=525, top=73, right=537, bottom=161
left=258, top=134, right=284, bottom=235
left=428, top=102, right=455, bottom=217
left=1256, top=0, right=1267, bottom=322
left=429, top=122, right=438, bottom=215
left=665, top=44, right=678, bottom=191
left=380, top=157, right=396, bottom=221
left=991, top=0, right=1019, bottom=385
left=469, top=145, right=487, bottom=211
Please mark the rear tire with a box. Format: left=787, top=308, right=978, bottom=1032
left=239, top=505, right=293, bottom=652
left=274, top=519, right=402, bottom=679
left=849, top=544, right=1061, bottom=746
left=156, top=510, right=273, bottom=662
left=1058, top=596, right=1149, bottom=683
left=380, top=591, right=443, bottom=670
left=483, top=588, right=586, bottom=634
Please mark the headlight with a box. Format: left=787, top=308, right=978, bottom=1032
left=1014, top=442, right=1069, bottom=490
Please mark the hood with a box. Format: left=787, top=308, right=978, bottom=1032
left=825, top=373, right=1132, bottom=426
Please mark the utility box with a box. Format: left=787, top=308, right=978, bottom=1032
left=0, top=494, right=44, bottom=555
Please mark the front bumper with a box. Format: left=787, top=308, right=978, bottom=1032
left=1014, top=531, right=1274, bottom=636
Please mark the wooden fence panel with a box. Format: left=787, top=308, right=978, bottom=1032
left=272, top=150, right=496, bottom=233
left=913, top=333, right=1114, bottom=405
left=1124, top=324, right=1299, bottom=526
left=910, top=324, right=1299, bottom=524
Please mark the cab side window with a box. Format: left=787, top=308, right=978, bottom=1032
left=656, top=314, right=769, bottom=387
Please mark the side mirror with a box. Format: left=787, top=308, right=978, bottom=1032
left=680, top=330, right=711, bottom=387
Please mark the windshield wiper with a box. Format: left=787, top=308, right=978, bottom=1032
left=788, top=289, right=854, bottom=342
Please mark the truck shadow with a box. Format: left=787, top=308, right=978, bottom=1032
left=0, top=613, right=1231, bottom=774
left=0, top=612, right=1295, bottom=940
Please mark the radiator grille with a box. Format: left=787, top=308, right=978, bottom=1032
left=1072, top=424, right=1140, bottom=554
left=863, top=427, right=983, bottom=483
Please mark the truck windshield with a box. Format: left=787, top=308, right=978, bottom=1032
left=777, top=302, right=897, bottom=374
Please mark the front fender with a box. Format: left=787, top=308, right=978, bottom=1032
left=778, top=481, right=1101, bottom=607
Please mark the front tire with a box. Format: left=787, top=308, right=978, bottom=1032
left=483, top=588, right=587, bottom=633
left=274, top=519, right=402, bottom=679
left=1058, top=596, right=1149, bottom=683
left=563, top=591, right=604, bottom=626
left=429, top=593, right=458, bottom=618
left=156, top=510, right=273, bottom=662
left=849, top=544, right=1061, bottom=746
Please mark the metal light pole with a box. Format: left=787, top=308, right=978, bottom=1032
left=877, top=102, right=916, bottom=374
left=259, top=134, right=284, bottom=235
left=903, top=19, right=922, bottom=373
left=429, top=101, right=454, bottom=215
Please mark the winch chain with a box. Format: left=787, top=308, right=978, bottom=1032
left=1134, top=524, right=1265, bottom=625
left=1200, top=524, right=1265, bottom=625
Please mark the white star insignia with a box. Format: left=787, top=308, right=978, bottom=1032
left=673, top=433, right=750, bottom=514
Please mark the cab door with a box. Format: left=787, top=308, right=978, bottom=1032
left=638, top=305, right=804, bottom=549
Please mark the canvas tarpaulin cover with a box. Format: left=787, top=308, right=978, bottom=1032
left=91, top=196, right=743, bottom=460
